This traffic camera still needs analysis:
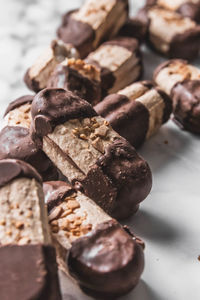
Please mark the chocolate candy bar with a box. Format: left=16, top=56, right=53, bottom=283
left=146, top=0, right=200, bottom=22
left=24, top=39, right=79, bottom=92
left=47, top=58, right=101, bottom=105
left=154, top=59, right=200, bottom=133
left=95, top=81, right=172, bottom=148
left=0, top=126, right=59, bottom=181
left=86, top=37, right=142, bottom=97
left=57, top=0, right=129, bottom=58
left=4, top=95, right=34, bottom=128
left=137, top=6, right=200, bottom=60
left=31, top=88, right=152, bottom=219
left=43, top=181, right=145, bottom=297
left=0, top=159, right=61, bottom=300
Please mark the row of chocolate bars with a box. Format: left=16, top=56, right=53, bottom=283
left=1, top=0, right=200, bottom=299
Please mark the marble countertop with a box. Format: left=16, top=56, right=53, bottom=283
left=1, top=1, right=200, bottom=300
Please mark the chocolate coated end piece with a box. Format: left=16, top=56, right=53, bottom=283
left=138, top=6, right=200, bottom=61
left=172, top=80, right=200, bottom=134
left=68, top=220, right=144, bottom=297
left=31, top=88, right=97, bottom=138
left=0, top=159, right=42, bottom=188
left=80, top=137, right=152, bottom=220
left=0, top=126, right=59, bottom=181
left=0, top=244, right=61, bottom=300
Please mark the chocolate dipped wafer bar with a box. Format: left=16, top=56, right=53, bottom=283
left=57, top=0, right=129, bottom=58
left=43, top=181, right=145, bottom=298
left=154, top=59, right=200, bottom=133
left=137, top=6, right=200, bottom=60
left=47, top=58, right=101, bottom=105
left=31, top=88, right=152, bottom=220
left=86, top=37, right=143, bottom=97
left=146, top=0, right=200, bottom=22
left=24, top=39, right=79, bottom=92
left=0, top=159, right=61, bottom=300
left=0, top=126, right=59, bottom=181
left=95, top=81, right=172, bottom=148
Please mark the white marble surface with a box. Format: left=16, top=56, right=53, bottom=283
left=1, top=1, right=200, bottom=300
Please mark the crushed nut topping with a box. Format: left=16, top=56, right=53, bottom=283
left=71, top=117, right=111, bottom=154
left=49, top=194, right=92, bottom=242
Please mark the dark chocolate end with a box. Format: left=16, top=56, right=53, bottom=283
left=172, top=79, right=200, bottom=134
left=0, top=159, right=42, bottom=188
left=0, top=244, right=61, bottom=300
left=68, top=220, right=144, bottom=297
left=4, top=95, right=34, bottom=117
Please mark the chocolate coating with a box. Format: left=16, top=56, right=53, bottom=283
left=43, top=181, right=75, bottom=212
left=172, top=80, right=200, bottom=134
left=0, top=244, right=61, bottom=300
left=117, top=18, right=148, bottom=43
left=31, top=88, right=97, bottom=138
left=0, top=159, right=42, bottom=188
left=68, top=220, right=144, bottom=297
left=4, top=95, right=34, bottom=117
left=95, top=94, right=149, bottom=148
left=103, top=36, right=140, bottom=53
left=178, top=2, right=200, bottom=23
left=0, top=126, right=59, bottom=181
left=170, top=26, right=200, bottom=61
left=57, top=10, right=95, bottom=58
left=79, top=137, right=152, bottom=220
left=47, top=63, right=101, bottom=105
left=24, top=69, right=41, bottom=93
left=156, top=87, right=173, bottom=123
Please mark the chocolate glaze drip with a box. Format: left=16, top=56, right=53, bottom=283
left=4, top=95, right=34, bottom=117
left=0, top=244, right=61, bottom=300
left=172, top=79, right=200, bottom=134
left=43, top=181, right=75, bottom=213
left=68, top=219, right=144, bottom=297
left=57, top=10, right=95, bottom=58
left=0, top=126, right=59, bottom=181
left=0, top=159, right=42, bottom=188
left=31, top=88, right=97, bottom=138
left=47, top=64, right=101, bottom=105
